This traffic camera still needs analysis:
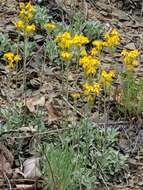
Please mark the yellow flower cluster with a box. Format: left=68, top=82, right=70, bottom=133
left=92, top=40, right=106, bottom=52
left=75, top=29, right=120, bottom=102
left=121, top=49, right=139, bottom=71
left=79, top=55, right=100, bottom=76
left=16, top=2, right=36, bottom=33
left=100, top=70, right=115, bottom=87
left=90, top=48, right=98, bottom=56
left=104, top=28, right=120, bottom=47
left=83, top=82, right=101, bottom=102
left=55, top=32, right=72, bottom=49
left=90, top=28, right=120, bottom=56
left=19, top=2, right=34, bottom=20
left=44, top=23, right=57, bottom=30
left=55, top=32, right=89, bottom=49
left=4, top=52, right=21, bottom=70
left=72, top=34, right=89, bottom=47
left=83, top=82, right=101, bottom=95
left=60, top=51, right=73, bottom=61
left=71, top=92, right=80, bottom=100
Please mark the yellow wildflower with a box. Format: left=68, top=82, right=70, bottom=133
left=19, top=9, right=26, bottom=19
left=44, top=23, right=57, bottom=30
left=79, top=56, right=100, bottom=67
left=121, top=49, right=140, bottom=71
left=91, top=48, right=98, bottom=56
left=83, top=82, right=100, bottom=95
left=16, top=20, right=25, bottom=30
left=92, top=82, right=101, bottom=94
left=60, top=51, right=72, bottom=61
left=92, top=40, right=104, bottom=51
left=4, top=52, right=14, bottom=62
left=19, top=2, right=34, bottom=21
left=19, top=9, right=33, bottom=21
left=19, top=3, right=25, bottom=10
left=79, top=55, right=100, bottom=76
left=86, top=66, right=97, bottom=76
left=71, top=92, right=80, bottom=99
left=106, top=36, right=120, bottom=46
left=132, top=60, right=139, bottom=66
left=104, top=28, right=120, bottom=47
left=26, top=2, right=33, bottom=13
left=72, top=34, right=89, bottom=46
left=4, top=52, right=21, bottom=70
left=25, top=24, right=36, bottom=33
left=14, top=54, right=22, bottom=62
left=100, top=70, right=115, bottom=86
left=55, top=32, right=71, bottom=42
left=121, top=49, right=128, bottom=56
left=121, top=49, right=139, bottom=59
left=55, top=32, right=72, bottom=49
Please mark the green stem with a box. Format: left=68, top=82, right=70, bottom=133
left=15, top=33, right=20, bottom=97
left=23, top=32, right=28, bottom=124
left=40, top=43, right=46, bottom=90
left=65, top=61, right=70, bottom=100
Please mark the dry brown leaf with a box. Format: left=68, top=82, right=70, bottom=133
left=45, top=101, right=61, bottom=122
left=26, top=96, right=45, bottom=112
left=23, top=156, right=41, bottom=179
left=0, top=143, right=14, bottom=187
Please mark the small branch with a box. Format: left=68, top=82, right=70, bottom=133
left=3, top=172, right=12, bottom=190
left=62, top=95, right=86, bottom=118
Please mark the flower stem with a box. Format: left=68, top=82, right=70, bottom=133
left=23, top=32, right=28, bottom=124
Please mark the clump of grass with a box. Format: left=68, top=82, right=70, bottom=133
left=39, top=120, right=128, bottom=190
left=120, top=73, right=143, bottom=116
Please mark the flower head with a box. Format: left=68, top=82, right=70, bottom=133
left=19, top=2, right=34, bottom=21
left=55, top=32, right=72, bottom=49
left=4, top=52, right=14, bottom=62
left=16, top=20, right=25, bottom=30
left=14, top=54, right=22, bottom=62
left=25, top=24, right=36, bottom=33
left=79, top=55, right=100, bottom=76
left=3, top=52, right=22, bottom=70
left=60, top=51, right=72, bottom=61
left=104, top=28, right=120, bottom=47
left=121, top=49, right=140, bottom=71
left=100, top=69, right=115, bottom=86
left=91, top=48, right=98, bottom=56
left=83, top=82, right=100, bottom=95
left=72, top=34, right=89, bottom=46
left=121, top=49, right=139, bottom=58
left=71, top=92, right=80, bottom=100
left=92, top=40, right=105, bottom=51
left=44, top=23, right=57, bottom=30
